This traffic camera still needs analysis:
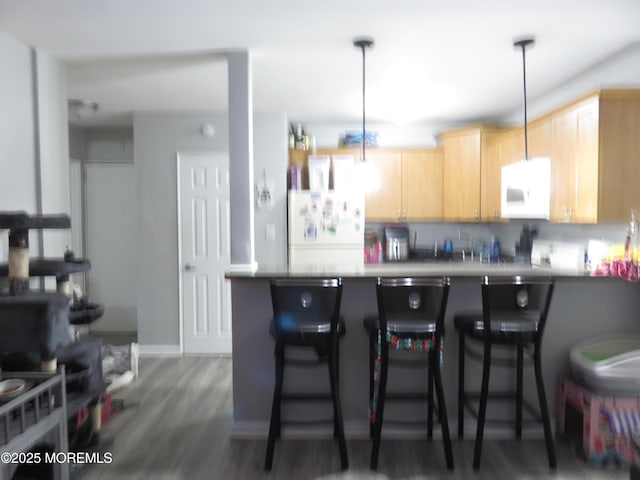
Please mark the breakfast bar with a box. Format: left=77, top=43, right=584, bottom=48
left=226, top=263, right=640, bottom=440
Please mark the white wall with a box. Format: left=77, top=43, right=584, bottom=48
left=0, top=32, right=69, bottom=270
left=76, top=127, right=137, bottom=332
left=0, top=31, right=37, bottom=262
left=86, top=163, right=137, bottom=332
left=134, top=111, right=288, bottom=348
left=85, top=127, right=134, bottom=162
left=253, top=112, right=288, bottom=267
left=134, top=112, right=230, bottom=347
left=36, top=50, right=71, bottom=258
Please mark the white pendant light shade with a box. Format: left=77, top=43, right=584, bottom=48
left=354, top=157, right=381, bottom=193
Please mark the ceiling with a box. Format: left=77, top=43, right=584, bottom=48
left=0, top=0, right=639, bottom=129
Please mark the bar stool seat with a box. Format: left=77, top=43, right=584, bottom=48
left=454, top=312, right=540, bottom=340
left=364, top=276, right=454, bottom=471
left=364, top=315, right=437, bottom=335
left=264, top=277, right=348, bottom=471
left=455, top=276, right=556, bottom=470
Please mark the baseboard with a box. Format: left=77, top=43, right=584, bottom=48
left=455, top=420, right=553, bottom=439
left=183, top=352, right=232, bottom=358
left=229, top=419, right=554, bottom=440
left=87, top=330, right=137, bottom=342
left=230, top=420, right=369, bottom=439
left=138, top=344, right=182, bottom=357
left=89, top=329, right=137, bottom=336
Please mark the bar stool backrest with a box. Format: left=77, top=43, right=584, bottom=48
left=376, top=277, right=450, bottom=334
left=480, top=276, right=555, bottom=341
left=270, top=278, right=343, bottom=335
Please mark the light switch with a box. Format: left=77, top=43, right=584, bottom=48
left=266, top=224, right=276, bottom=240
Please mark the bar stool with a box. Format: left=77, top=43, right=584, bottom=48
left=364, top=276, right=454, bottom=471
left=264, top=277, right=348, bottom=471
left=454, top=275, right=556, bottom=470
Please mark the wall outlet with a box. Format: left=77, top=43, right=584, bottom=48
left=266, top=224, right=276, bottom=240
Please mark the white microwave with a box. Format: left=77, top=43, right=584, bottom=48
left=501, top=157, right=551, bottom=220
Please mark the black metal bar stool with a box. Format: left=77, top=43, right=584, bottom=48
left=454, top=275, right=556, bottom=470
left=264, top=277, right=348, bottom=471
left=364, top=276, right=454, bottom=471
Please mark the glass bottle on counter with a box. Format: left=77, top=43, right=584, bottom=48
left=490, top=235, right=500, bottom=262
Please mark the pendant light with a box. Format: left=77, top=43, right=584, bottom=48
left=500, top=34, right=551, bottom=220
left=353, top=36, right=380, bottom=193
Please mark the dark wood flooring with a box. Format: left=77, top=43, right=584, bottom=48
left=81, top=357, right=630, bottom=480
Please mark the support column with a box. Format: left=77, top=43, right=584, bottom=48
left=227, top=50, right=257, bottom=272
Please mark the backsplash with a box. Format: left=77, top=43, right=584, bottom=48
left=365, top=221, right=629, bottom=256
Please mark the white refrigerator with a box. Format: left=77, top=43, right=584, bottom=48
left=288, top=190, right=365, bottom=268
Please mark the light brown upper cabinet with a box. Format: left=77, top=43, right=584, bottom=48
left=439, top=126, right=499, bottom=221
left=364, top=149, right=403, bottom=220
left=527, top=118, right=551, bottom=158
left=526, top=90, right=640, bottom=223
left=402, top=149, right=443, bottom=220
left=594, top=91, right=640, bottom=222
left=482, top=127, right=524, bottom=222
left=547, top=97, right=599, bottom=223
left=364, top=148, right=443, bottom=221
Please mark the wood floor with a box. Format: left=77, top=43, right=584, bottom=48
left=80, top=357, right=630, bottom=480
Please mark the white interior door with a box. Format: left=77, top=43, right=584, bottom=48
left=178, top=152, right=232, bottom=354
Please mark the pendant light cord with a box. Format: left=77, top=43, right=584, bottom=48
left=354, top=38, right=373, bottom=163
left=521, top=43, right=529, bottom=161
left=361, top=43, right=366, bottom=162
left=514, top=36, right=535, bottom=161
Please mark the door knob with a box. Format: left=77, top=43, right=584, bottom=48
left=184, top=263, right=196, bottom=271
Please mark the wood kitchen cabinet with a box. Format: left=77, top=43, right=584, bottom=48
left=364, top=148, right=443, bottom=221
left=288, top=146, right=442, bottom=221
left=439, top=126, right=499, bottom=221
left=517, top=90, right=640, bottom=223
left=364, top=149, right=403, bottom=220
left=482, top=127, right=524, bottom=221
left=597, top=91, right=640, bottom=221
left=548, top=97, right=599, bottom=222
left=526, top=117, right=551, bottom=158
left=286, top=91, right=640, bottom=224
left=403, top=149, right=443, bottom=220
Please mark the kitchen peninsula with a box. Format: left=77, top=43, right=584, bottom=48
left=226, top=263, right=640, bottom=439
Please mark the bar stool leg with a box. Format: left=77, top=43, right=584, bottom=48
left=534, top=344, right=557, bottom=469
left=328, top=340, right=348, bottom=470
left=433, top=347, right=454, bottom=470
left=473, top=338, right=492, bottom=470
left=332, top=341, right=339, bottom=438
left=368, top=330, right=376, bottom=438
left=265, top=340, right=285, bottom=471
left=427, top=348, right=434, bottom=439
left=370, top=340, right=388, bottom=470
left=516, top=342, right=524, bottom=439
left=457, top=332, right=465, bottom=439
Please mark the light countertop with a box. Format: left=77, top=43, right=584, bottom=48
left=225, top=261, right=595, bottom=279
